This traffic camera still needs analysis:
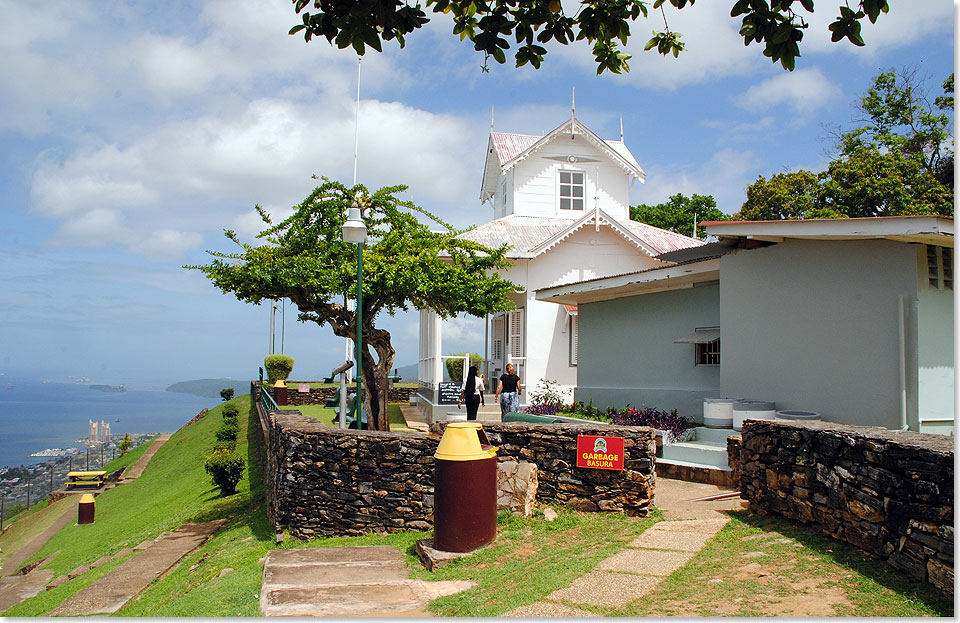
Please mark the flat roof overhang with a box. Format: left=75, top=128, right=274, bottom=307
left=536, top=258, right=720, bottom=306
left=702, top=215, right=954, bottom=246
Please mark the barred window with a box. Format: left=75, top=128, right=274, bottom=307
left=696, top=340, right=720, bottom=366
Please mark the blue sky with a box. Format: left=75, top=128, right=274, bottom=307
left=0, top=1, right=954, bottom=387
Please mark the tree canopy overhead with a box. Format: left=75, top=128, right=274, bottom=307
left=290, top=0, right=890, bottom=74
left=737, top=68, right=954, bottom=221
left=189, top=179, right=518, bottom=431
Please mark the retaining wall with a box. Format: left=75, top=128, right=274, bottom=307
left=734, top=419, right=953, bottom=597
left=275, top=382, right=416, bottom=407
left=252, top=386, right=657, bottom=537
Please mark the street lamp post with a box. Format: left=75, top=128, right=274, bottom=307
left=341, top=202, right=367, bottom=429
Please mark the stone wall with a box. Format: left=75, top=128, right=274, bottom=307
left=736, top=419, right=953, bottom=597
left=430, top=421, right=656, bottom=516
left=252, top=389, right=657, bottom=537
left=269, top=382, right=416, bottom=406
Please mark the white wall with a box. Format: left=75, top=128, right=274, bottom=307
left=503, top=136, right=631, bottom=220
left=720, top=239, right=922, bottom=430
left=917, top=276, right=954, bottom=432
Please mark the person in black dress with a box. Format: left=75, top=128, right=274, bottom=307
left=458, top=365, right=485, bottom=420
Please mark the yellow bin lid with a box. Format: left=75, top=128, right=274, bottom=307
left=79, top=494, right=95, bottom=504
left=435, top=422, right=498, bottom=461
left=273, top=379, right=287, bottom=388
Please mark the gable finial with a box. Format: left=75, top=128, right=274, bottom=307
left=571, top=87, right=575, bottom=118
left=620, top=115, right=624, bottom=142
left=490, top=104, right=495, bottom=133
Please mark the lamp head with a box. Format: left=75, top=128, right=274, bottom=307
left=341, top=205, right=367, bottom=244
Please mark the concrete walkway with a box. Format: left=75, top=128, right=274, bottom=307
left=504, top=478, right=742, bottom=617
left=259, top=546, right=474, bottom=617
left=0, top=498, right=78, bottom=578
left=49, top=520, right=226, bottom=616
left=121, top=434, right=172, bottom=480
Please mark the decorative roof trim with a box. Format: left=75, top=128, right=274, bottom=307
left=500, top=118, right=646, bottom=182
left=529, top=209, right=660, bottom=258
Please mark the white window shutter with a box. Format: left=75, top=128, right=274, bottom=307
left=492, top=316, right=504, bottom=360
left=509, top=309, right=524, bottom=358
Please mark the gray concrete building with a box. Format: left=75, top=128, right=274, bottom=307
left=537, top=216, right=954, bottom=434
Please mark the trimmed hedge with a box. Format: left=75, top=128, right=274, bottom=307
left=264, top=354, right=294, bottom=382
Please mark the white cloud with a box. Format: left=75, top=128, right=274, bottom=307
left=738, top=68, right=842, bottom=115
left=634, top=147, right=760, bottom=215
left=30, top=96, right=481, bottom=260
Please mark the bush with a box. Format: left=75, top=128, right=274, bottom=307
left=118, top=433, right=132, bottom=455
left=204, top=451, right=245, bottom=496
left=445, top=353, right=482, bottom=383
left=212, top=439, right=235, bottom=453
left=608, top=405, right=695, bottom=438
left=527, top=379, right=567, bottom=410
left=220, top=388, right=235, bottom=402
left=264, top=354, right=294, bottom=382
left=215, top=421, right=239, bottom=443
left=222, top=403, right=240, bottom=418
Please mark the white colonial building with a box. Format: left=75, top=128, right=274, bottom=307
left=416, top=114, right=703, bottom=421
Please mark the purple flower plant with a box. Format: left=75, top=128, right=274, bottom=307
left=608, top=404, right=694, bottom=437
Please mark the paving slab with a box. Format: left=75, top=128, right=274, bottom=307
left=263, top=559, right=409, bottom=586
left=0, top=499, right=76, bottom=577
left=646, top=517, right=730, bottom=532
left=502, top=601, right=595, bottom=617
left=597, top=544, right=696, bottom=576
left=628, top=528, right=719, bottom=552
left=547, top=570, right=661, bottom=608
left=0, top=568, right=54, bottom=612
left=49, top=520, right=225, bottom=616
left=260, top=546, right=476, bottom=617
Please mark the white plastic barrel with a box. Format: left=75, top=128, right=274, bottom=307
left=776, top=410, right=821, bottom=422
left=703, top=398, right=739, bottom=428
left=732, top=400, right=777, bottom=431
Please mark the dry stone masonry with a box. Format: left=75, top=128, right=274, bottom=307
left=252, top=388, right=657, bottom=538
left=733, top=420, right=953, bottom=598
left=431, top=421, right=656, bottom=516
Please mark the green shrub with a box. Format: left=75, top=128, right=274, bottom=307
left=215, top=421, right=239, bottom=443
left=212, top=439, right=235, bottom=453
left=118, top=433, right=132, bottom=455
left=220, top=388, right=235, bottom=401
left=264, top=354, right=294, bottom=382
left=445, top=352, right=482, bottom=382
left=203, top=450, right=245, bottom=496
left=222, top=403, right=240, bottom=418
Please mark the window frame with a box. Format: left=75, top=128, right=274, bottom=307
left=558, top=169, right=585, bottom=211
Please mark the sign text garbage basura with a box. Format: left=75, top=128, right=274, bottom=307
left=575, top=435, right=625, bottom=471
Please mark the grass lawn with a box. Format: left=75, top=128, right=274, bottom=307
left=3, top=394, right=951, bottom=618
left=281, top=402, right=410, bottom=430
left=606, top=511, right=953, bottom=618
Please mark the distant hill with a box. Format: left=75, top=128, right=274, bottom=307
left=394, top=363, right=417, bottom=383
left=165, top=379, right=250, bottom=399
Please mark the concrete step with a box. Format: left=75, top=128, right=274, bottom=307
left=661, top=440, right=729, bottom=469
left=692, top=426, right=739, bottom=444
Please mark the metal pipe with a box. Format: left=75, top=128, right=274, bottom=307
left=685, top=491, right=741, bottom=502
left=898, top=294, right=908, bottom=430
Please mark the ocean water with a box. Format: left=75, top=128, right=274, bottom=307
left=0, top=378, right=216, bottom=469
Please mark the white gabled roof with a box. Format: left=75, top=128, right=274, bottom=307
left=479, top=117, right=647, bottom=202
left=458, top=212, right=703, bottom=259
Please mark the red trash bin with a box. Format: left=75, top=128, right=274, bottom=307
left=78, top=494, right=95, bottom=524
left=433, top=422, right=499, bottom=553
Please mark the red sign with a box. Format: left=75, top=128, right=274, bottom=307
left=576, top=435, right=625, bottom=471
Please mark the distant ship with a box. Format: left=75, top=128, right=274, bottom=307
left=90, top=384, right=126, bottom=393
left=29, top=448, right=79, bottom=458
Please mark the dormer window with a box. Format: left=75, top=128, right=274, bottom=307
left=559, top=171, right=585, bottom=210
